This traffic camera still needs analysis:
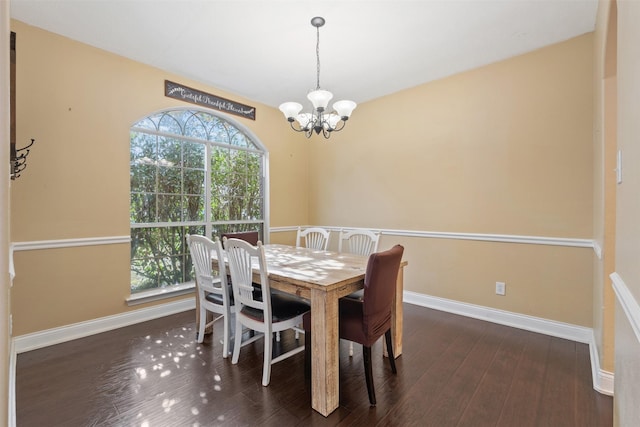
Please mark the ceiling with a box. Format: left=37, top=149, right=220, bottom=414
left=10, top=0, right=598, bottom=109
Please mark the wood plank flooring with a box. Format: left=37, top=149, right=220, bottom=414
left=16, top=303, right=612, bottom=426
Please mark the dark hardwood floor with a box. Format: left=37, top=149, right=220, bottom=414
left=16, top=303, right=612, bottom=426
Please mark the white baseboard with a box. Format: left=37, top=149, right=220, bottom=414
left=8, top=339, right=16, bottom=427
left=403, top=291, right=613, bottom=395
left=589, top=332, right=614, bottom=396
left=13, top=297, right=195, bottom=354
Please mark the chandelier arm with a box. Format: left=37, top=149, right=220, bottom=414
left=330, top=119, right=347, bottom=132
left=288, top=120, right=307, bottom=133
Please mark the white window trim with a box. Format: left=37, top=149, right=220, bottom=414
left=129, top=107, right=270, bottom=297
left=126, top=282, right=196, bottom=306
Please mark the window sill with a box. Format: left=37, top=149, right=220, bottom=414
left=126, top=282, right=196, bottom=306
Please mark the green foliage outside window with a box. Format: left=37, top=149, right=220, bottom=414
left=130, top=109, right=264, bottom=292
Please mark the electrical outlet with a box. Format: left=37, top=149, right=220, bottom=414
left=495, top=282, right=506, bottom=296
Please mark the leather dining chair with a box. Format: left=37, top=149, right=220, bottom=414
left=220, top=230, right=259, bottom=246
left=187, top=235, right=236, bottom=358
left=225, top=238, right=310, bottom=386
left=304, top=244, right=405, bottom=406
left=338, top=229, right=381, bottom=356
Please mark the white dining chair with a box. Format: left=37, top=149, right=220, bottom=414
left=296, top=226, right=330, bottom=250
left=225, top=237, right=310, bottom=386
left=187, top=234, right=236, bottom=358
left=338, top=229, right=381, bottom=356
left=338, top=229, right=381, bottom=256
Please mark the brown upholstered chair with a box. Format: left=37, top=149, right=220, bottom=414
left=304, top=244, right=404, bottom=405
left=220, top=230, right=259, bottom=246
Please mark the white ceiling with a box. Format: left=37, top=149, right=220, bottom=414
left=10, top=0, right=598, bottom=109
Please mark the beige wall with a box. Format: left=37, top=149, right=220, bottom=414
left=308, top=34, right=595, bottom=326
left=592, top=0, right=618, bottom=377
left=10, top=21, right=597, bottom=335
left=9, top=20, right=309, bottom=335
left=612, top=0, right=640, bottom=425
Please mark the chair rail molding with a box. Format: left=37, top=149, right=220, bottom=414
left=611, top=271, right=640, bottom=345
left=11, top=235, right=131, bottom=251
left=271, top=226, right=595, bottom=250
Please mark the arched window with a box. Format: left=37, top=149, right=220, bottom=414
left=130, top=108, right=266, bottom=293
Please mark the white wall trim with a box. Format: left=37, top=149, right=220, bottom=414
left=13, top=297, right=195, bottom=354
left=589, top=330, right=615, bottom=396
left=271, top=225, right=594, bottom=250
left=11, top=235, right=131, bottom=251
left=8, top=339, right=16, bottom=427
left=11, top=228, right=595, bottom=252
left=404, top=291, right=593, bottom=343
left=593, top=240, right=603, bottom=259
left=611, top=271, right=640, bottom=345
left=403, top=291, right=614, bottom=395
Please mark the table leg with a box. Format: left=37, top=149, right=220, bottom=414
left=310, top=288, right=340, bottom=417
left=384, top=265, right=404, bottom=358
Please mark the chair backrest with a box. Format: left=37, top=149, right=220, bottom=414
left=220, top=231, right=259, bottom=246
left=187, top=234, right=231, bottom=304
left=296, top=227, right=330, bottom=250
left=338, top=229, right=381, bottom=256
left=362, top=244, right=404, bottom=337
left=224, top=238, right=271, bottom=318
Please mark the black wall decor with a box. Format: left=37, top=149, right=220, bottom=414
left=165, top=80, right=256, bottom=120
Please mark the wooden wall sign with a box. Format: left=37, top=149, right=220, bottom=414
left=165, top=80, right=256, bottom=120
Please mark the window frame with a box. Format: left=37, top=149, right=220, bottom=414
left=129, top=107, right=270, bottom=296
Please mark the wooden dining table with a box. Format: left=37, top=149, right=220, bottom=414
left=212, top=243, right=407, bottom=417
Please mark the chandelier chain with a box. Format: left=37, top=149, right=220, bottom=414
left=315, top=25, right=321, bottom=90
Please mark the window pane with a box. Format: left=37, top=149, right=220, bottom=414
left=132, top=117, right=159, bottom=131
left=130, top=164, right=156, bottom=193
left=130, top=132, right=157, bottom=163
left=183, top=195, right=204, bottom=221
left=183, top=141, right=205, bottom=169
left=131, top=109, right=265, bottom=293
left=158, top=137, right=182, bottom=167
left=158, top=166, right=181, bottom=195
left=157, top=195, right=182, bottom=222
left=184, top=113, right=208, bottom=140
left=229, top=130, right=250, bottom=148
left=130, top=194, right=156, bottom=223
left=209, top=119, right=230, bottom=143
left=184, top=169, right=204, bottom=196
left=158, top=113, right=183, bottom=135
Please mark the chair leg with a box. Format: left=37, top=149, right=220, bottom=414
left=222, top=311, right=230, bottom=358
left=197, top=307, right=206, bottom=344
left=384, top=329, right=397, bottom=374
left=262, top=330, right=273, bottom=386
left=231, top=316, right=243, bottom=364
left=304, top=330, right=311, bottom=381
left=363, top=346, right=376, bottom=406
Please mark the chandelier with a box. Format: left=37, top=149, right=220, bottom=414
left=279, top=17, right=357, bottom=139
